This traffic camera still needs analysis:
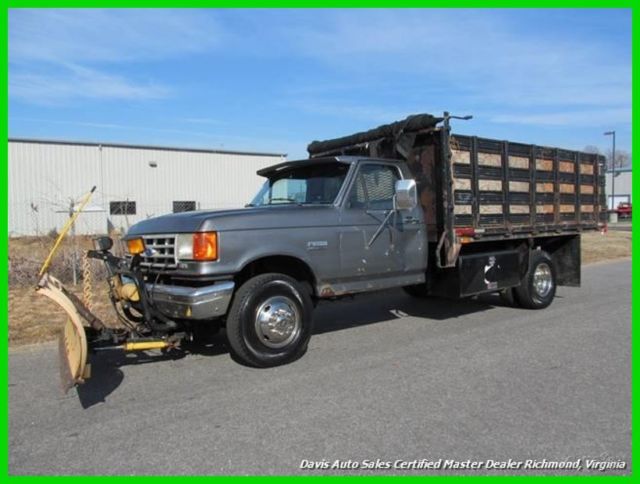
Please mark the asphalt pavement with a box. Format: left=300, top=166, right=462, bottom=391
left=9, top=259, right=631, bottom=475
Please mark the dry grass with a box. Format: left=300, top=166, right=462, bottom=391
left=8, top=234, right=124, bottom=347
left=581, top=230, right=632, bottom=264
left=8, top=230, right=631, bottom=348
left=9, top=235, right=124, bottom=287
left=9, top=284, right=115, bottom=347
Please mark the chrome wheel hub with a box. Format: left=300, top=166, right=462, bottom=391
left=255, top=296, right=301, bottom=349
left=533, top=262, right=553, bottom=298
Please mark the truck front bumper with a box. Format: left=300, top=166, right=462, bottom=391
left=147, top=281, right=235, bottom=320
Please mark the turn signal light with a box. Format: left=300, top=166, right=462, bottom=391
left=193, top=232, right=218, bottom=261
left=126, top=238, right=145, bottom=255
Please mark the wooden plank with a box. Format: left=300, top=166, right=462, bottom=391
left=536, top=182, right=554, bottom=193
left=536, top=158, right=553, bottom=171
left=478, top=152, right=502, bottom=167
left=536, top=204, right=554, bottom=214
left=451, top=149, right=470, bottom=165
left=510, top=205, right=530, bottom=214
left=581, top=185, right=594, bottom=194
left=479, top=205, right=503, bottom=214
left=479, top=179, right=502, bottom=191
left=453, top=178, right=472, bottom=191
left=560, top=204, right=575, bottom=213
left=509, top=181, right=529, bottom=192
left=454, top=204, right=472, bottom=215
left=559, top=183, right=575, bottom=194
left=580, top=164, right=594, bottom=175
left=559, top=161, right=575, bottom=173
left=508, top=155, right=529, bottom=169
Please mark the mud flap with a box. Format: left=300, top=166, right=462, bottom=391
left=58, top=317, right=90, bottom=393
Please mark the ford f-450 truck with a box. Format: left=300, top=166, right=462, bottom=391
left=39, top=113, right=607, bottom=388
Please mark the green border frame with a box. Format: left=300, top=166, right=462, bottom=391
left=2, top=3, right=636, bottom=479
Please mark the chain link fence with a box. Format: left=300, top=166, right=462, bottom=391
left=9, top=195, right=207, bottom=288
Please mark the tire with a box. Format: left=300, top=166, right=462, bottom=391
left=402, top=283, right=431, bottom=299
left=514, top=251, right=556, bottom=309
left=226, top=273, right=314, bottom=367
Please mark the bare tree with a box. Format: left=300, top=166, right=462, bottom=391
left=605, top=149, right=631, bottom=170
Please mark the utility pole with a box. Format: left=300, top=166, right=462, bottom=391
left=69, top=198, right=78, bottom=285
left=604, top=130, right=616, bottom=211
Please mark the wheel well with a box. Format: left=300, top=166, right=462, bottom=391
left=535, top=234, right=580, bottom=286
left=236, top=256, right=317, bottom=297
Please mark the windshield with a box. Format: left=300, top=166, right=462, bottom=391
left=249, top=162, right=350, bottom=206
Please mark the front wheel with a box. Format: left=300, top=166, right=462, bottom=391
left=226, top=273, right=314, bottom=367
left=514, top=251, right=556, bottom=309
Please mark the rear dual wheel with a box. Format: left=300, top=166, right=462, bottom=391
left=512, top=251, right=556, bottom=309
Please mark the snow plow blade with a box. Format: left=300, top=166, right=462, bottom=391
left=36, top=273, right=99, bottom=393
left=58, top=316, right=90, bottom=393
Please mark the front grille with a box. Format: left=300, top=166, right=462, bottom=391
left=140, top=234, right=177, bottom=270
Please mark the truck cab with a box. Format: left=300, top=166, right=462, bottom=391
left=124, top=156, right=427, bottom=366
left=41, top=113, right=606, bottom=391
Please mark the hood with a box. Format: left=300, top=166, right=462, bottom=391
left=126, top=205, right=339, bottom=236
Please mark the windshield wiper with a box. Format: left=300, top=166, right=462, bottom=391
left=268, top=198, right=301, bottom=205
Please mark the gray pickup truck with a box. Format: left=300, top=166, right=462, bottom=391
left=115, top=113, right=605, bottom=368
left=44, top=113, right=606, bottom=390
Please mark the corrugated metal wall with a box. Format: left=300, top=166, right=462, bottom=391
left=9, top=140, right=285, bottom=236
left=605, top=170, right=632, bottom=209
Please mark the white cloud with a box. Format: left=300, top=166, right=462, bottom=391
left=9, top=8, right=221, bottom=104
left=277, top=9, right=631, bottom=119
left=9, top=64, right=169, bottom=104
left=9, top=9, right=221, bottom=64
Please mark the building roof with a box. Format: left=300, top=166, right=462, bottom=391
left=8, top=137, right=287, bottom=158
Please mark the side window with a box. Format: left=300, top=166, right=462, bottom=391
left=173, top=201, right=196, bottom=213
left=348, top=164, right=400, bottom=210
left=348, top=174, right=367, bottom=208
left=110, top=201, right=136, bottom=215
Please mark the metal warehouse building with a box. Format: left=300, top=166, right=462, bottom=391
left=8, top=138, right=286, bottom=236
left=605, top=167, right=632, bottom=209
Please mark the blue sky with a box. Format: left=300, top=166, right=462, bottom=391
left=9, top=8, right=632, bottom=160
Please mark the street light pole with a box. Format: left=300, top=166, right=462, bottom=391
left=604, top=130, right=616, bottom=210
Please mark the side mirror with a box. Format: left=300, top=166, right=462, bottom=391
left=395, top=179, right=417, bottom=211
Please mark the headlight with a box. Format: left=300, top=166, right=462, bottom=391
left=126, top=238, right=145, bottom=255
left=176, top=232, right=218, bottom=261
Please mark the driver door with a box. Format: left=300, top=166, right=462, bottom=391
left=339, top=162, right=404, bottom=283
